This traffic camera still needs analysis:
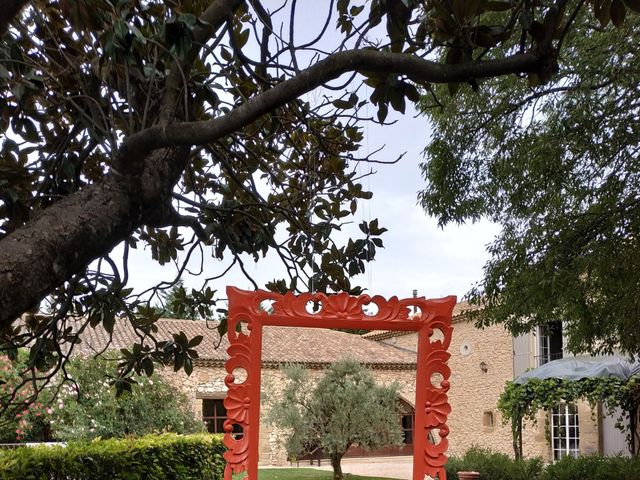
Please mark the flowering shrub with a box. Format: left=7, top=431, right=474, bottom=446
left=0, top=354, right=55, bottom=442
left=50, top=356, right=204, bottom=441
left=1, top=354, right=203, bottom=442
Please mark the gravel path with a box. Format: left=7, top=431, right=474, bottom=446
left=296, top=456, right=414, bottom=480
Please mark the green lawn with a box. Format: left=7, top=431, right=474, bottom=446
left=232, top=468, right=402, bottom=480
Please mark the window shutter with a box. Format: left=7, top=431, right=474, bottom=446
left=512, top=333, right=531, bottom=379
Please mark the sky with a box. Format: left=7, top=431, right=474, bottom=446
left=119, top=4, right=501, bottom=305
left=123, top=102, right=500, bottom=304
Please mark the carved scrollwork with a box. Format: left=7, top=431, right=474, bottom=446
left=223, top=286, right=455, bottom=480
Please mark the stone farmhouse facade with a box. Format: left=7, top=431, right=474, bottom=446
left=76, top=299, right=629, bottom=464
left=77, top=318, right=418, bottom=465
left=365, top=304, right=629, bottom=461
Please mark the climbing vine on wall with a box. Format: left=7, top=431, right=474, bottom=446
left=498, top=377, right=640, bottom=458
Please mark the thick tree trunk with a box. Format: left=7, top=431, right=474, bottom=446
left=0, top=179, right=138, bottom=326
left=330, top=453, right=344, bottom=480
left=0, top=147, right=188, bottom=330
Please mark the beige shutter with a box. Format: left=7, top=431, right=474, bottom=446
left=512, top=333, right=531, bottom=379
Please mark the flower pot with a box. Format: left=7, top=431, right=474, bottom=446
left=458, top=472, right=480, bottom=480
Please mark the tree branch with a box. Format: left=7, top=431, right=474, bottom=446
left=0, top=0, right=28, bottom=35
left=119, top=49, right=547, bottom=159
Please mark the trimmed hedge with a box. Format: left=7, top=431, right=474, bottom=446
left=539, top=454, right=640, bottom=480
left=445, top=447, right=640, bottom=480
left=444, top=447, right=544, bottom=480
left=0, top=433, right=225, bottom=480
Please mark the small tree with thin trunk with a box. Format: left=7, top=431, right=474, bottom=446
left=269, top=359, right=403, bottom=480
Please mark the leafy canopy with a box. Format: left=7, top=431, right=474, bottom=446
left=0, top=0, right=639, bottom=406
left=420, top=12, right=640, bottom=355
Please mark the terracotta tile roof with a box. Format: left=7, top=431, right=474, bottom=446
left=74, top=318, right=417, bottom=368
left=361, top=299, right=482, bottom=341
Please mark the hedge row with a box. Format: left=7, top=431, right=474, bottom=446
left=445, top=447, right=640, bottom=480
left=445, top=447, right=544, bottom=480
left=0, top=433, right=225, bottom=480
left=540, top=454, right=640, bottom=480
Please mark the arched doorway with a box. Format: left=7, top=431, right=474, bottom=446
left=299, top=396, right=415, bottom=463
left=343, top=397, right=415, bottom=458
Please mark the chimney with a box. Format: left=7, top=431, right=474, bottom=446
left=412, top=289, right=418, bottom=314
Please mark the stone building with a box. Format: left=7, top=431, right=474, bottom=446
left=364, top=303, right=629, bottom=461
left=76, top=299, right=630, bottom=464
left=77, top=317, right=418, bottom=465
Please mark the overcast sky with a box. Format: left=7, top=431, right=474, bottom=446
left=122, top=101, right=499, bottom=304
left=118, top=5, right=500, bottom=304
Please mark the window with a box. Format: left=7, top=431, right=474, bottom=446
left=203, top=398, right=227, bottom=434
left=551, top=403, right=579, bottom=460
left=401, top=413, right=414, bottom=445
left=483, top=411, right=494, bottom=431
left=398, top=398, right=414, bottom=445
left=537, top=322, right=563, bottom=366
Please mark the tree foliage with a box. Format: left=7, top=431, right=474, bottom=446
left=0, top=354, right=203, bottom=442
left=268, top=360, right=402, bottom=480
left=153, top=281, right=213, bottom=320
left=420, top=11, right=640, bottom=355
left=0, top=0, right=638, bottom=404
left=498, top=377, right=640, bottom=458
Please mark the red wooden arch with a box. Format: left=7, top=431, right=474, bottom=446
left=222, top=287, right=455, bottom=480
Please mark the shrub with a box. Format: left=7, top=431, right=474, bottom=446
left=539, top=454, right=640, bottom=480
left=0, top=353, right=56, bottom=442
left=1, top=354, right=204, bottom=443
left=0, top=433, right=225, bottom=480
left=50, top=356, right=204, bottom=441
left=444, top=447, right=544, bottom=480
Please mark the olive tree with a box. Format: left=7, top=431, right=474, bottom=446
left=269, top=360, right=403, bottom=480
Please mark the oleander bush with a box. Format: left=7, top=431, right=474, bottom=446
left=0, top=433, right=225, bottom=480
left=539, top=454, right=640, bottom=480
left=50, top=356, right=204, bottom=441
left=0, top=353, right=204, bottom=443
left=444, top=447, right=544, bottom=480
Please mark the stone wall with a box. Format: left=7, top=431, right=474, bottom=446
left=578, top=401, right=600, bottom=456
left=379, top=322, right=551, bottom=459
left=161, top=361, right=416, bottom=466
left=444, top=321, right=519, bottom=457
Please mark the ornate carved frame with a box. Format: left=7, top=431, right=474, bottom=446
left=222, top=286, right=455, bottom=480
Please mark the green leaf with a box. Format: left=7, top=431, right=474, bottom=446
left=376, top=103, right=388, bottom=123
left=611, top=0, right=627, bottom=26
left=114, top=19, right=128, bottom=40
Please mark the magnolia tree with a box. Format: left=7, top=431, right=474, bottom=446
left=1, top=0, right=639, bottom=405
left=269, top=360, right=403, bottom=480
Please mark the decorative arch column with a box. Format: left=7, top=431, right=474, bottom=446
left=222, top=287, right=455, bottom=480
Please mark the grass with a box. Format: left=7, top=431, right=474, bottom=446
left=232, top=468, right=402, bottom=480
